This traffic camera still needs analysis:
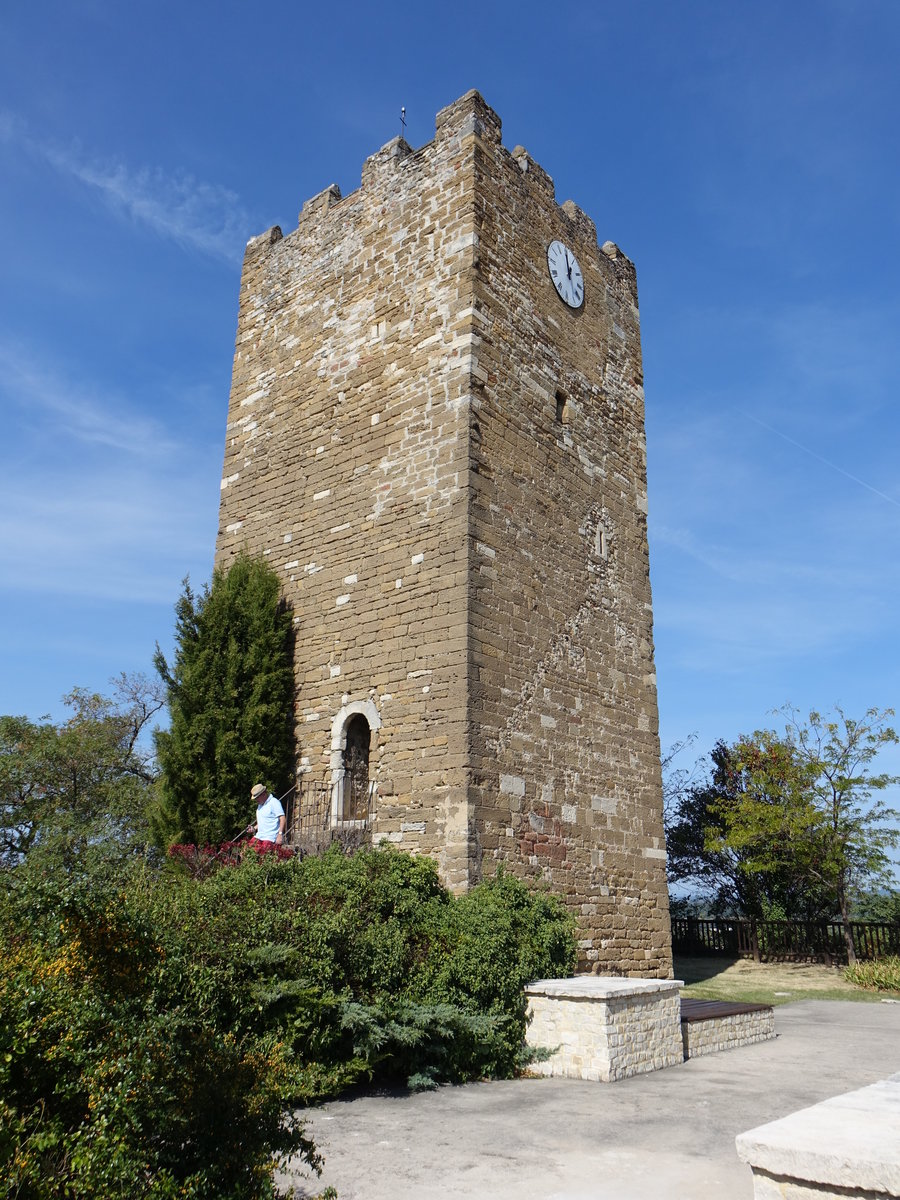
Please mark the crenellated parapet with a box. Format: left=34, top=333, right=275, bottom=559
left=244, top=89, right=626, bottom=287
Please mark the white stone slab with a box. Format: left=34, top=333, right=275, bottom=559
left=736, top=1073, right=900, bottom=1195
left=526, top=975, right=683, bottom=1001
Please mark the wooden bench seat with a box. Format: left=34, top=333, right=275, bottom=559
left=681, top=998, right=774, bottom=1022
left=680, top=997, right=776, bottom=1058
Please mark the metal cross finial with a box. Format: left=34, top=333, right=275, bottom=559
left=400, top=106, right=407, bottom=140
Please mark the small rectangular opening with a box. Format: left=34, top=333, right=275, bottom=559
left=555, top=390, right=568, bottom=424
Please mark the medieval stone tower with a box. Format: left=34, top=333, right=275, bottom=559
left=216, top=90, right=672, bottom=976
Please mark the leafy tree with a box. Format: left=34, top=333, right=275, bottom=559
left=666, top=737, right=829, bottom=920
left=0, top=673, right=162, bottom=872
left=777, top=706, right=899, bottom=961
left=666, top=707, right=900, bottom=961
left=854, top=887, right=900, bottom=924
left=154, top=552, right=295, bottom=847
left=661, top=733, right=699, bottom=832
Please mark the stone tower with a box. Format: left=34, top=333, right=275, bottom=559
left=216, top=90, right=672, bottom=976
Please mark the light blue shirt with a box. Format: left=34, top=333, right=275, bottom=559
left=255, top=794, right=285, bottom=841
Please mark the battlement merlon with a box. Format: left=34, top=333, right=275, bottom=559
left=434, top=88, right=502, bottom=145
left=600, top=238, right=639, bottom=306
left=240, top=90, right=633, bottom=270
left=360, top=136, right=414, bottom=191
left=242, top=223, right=283, bottom=267
left=301, top=183, right=342, bottom=219
left=510, top=144, right=556, bottom=204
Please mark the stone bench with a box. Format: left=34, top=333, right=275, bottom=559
left=681, top=998, right=776, bottom=1059
left=525, top=976, right=684, bottom=1082
left=736, top=1074, right=900, bottom=1199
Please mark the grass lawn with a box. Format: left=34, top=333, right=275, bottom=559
left=674, top=955, right=900, bottom=1006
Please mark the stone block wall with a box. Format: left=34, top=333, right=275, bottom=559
left=215, top=89, right=672, bottom=972
left=525, top=977, right=683, bottom=1081
left=682, top=1008, right=776, bottom=1059
left=461, top=98, right=670, bottom=975
left=217, top=102, right=482, bottom=889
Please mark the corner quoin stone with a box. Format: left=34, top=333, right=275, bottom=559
left=215, top=88, right=673, bottom=977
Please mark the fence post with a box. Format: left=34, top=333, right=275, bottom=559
left=750, top=919, right=760, bottom=963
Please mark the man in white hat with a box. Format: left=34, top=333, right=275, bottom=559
left=250, top=783, right=286, bottom=847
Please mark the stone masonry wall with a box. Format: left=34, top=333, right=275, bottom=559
left=461, top=97, right=671, bottom=974
left=216, top=90, right=672, bottom=972
left=682, top=1009, right=776, bottom=1059
left=525, top=978, right=683, bottom=1081
left=216, top=101, right=484, bottom=888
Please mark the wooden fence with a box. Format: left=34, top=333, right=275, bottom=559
left=671, top=916, right=900, bottom=963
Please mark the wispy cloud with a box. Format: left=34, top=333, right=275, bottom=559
left=751, top=303, right=896, bottom=419
left=648, top=374, right=900, bottom=699
left=0, top=110, right=249, bottom=263
left=0, top=341, right=219, bottom=603
left=652, top=514, right=900, bottom=594
left=0, top=340, right=177, bottom=459
left=0, top=472, right=217, bottom=604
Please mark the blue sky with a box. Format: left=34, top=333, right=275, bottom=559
left=1, top=0, right=898, bottom=801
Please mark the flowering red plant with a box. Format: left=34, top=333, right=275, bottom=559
left=168, top=839, right=293, bottom=878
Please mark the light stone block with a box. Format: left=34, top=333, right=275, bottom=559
left=736, top=1074, right=900, bottom=1199
left=682, top=1009, right=775, bottom=1059
left=525, top=976, right=684, bottom=1082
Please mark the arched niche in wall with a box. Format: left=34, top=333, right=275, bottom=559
left=329, top=698, right=381, bottom=823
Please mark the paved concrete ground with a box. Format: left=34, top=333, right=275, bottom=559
left=281, top=1001, right=900, bottom=1199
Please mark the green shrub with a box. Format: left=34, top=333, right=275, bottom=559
left=0, top=872, right=318, bottom=1199
left=844, top=954, right=900, bottom=992
left=150, top=843, right=576, bottom=1094
left=413, top=869, right=578, bottom=1078
left=1, top=844, right=576, bottom=1196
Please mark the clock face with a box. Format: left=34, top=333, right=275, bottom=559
left=547, top=239, right=584, bottom=309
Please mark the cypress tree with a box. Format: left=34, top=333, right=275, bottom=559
left=154, top=552, right=295, bottom=846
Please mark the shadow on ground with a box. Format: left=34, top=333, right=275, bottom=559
left=673, top=954, right=740, bottom=985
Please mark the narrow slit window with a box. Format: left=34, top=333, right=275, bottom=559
left=555, top=390, right=569, bottom=425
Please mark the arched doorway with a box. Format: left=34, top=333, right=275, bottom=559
left=343, top=714, right=370, bottom=821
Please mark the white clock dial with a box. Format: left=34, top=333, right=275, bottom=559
left=547, top=239, right=584, bottom=309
